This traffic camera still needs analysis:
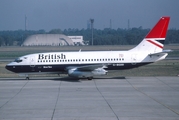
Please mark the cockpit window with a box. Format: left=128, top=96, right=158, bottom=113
left=14, top=58, right=22, bottom=63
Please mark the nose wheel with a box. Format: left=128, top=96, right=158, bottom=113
left=24, top=74, right=29, bottom=80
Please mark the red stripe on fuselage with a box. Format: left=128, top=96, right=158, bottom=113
left=147, top=40, right=163, bottom=49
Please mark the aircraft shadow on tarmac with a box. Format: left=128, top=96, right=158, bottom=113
left=37, top=76, right=126, bottom=82
left=0, top=76, right=126, bottom=82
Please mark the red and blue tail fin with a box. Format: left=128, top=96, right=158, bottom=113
left=131, top=16, right=170, bottom=53
left=145, top=16, right=170, bottom=39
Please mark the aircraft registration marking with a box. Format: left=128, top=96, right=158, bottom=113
left=112, top=64, right=124, bottom=66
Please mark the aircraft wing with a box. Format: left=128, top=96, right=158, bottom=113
left=77, top=64, right=107, bottom=71
left=66, top=64, right=108, bottom=71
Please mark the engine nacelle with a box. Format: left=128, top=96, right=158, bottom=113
left=91, top=68, right=107, bottom=75
left=68, top=68, right=107, bottom=78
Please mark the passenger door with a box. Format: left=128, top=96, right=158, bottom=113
left=30, top=57, right=35, bottom=71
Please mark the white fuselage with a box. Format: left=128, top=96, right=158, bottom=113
left=6, top=50, right=167, bottom=75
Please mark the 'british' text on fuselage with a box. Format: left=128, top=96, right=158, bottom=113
left=38, top=53, right=66, bottom=60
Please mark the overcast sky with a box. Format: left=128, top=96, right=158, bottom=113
left=0, top=0, right=179, bottom=31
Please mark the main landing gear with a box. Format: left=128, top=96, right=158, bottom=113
left=87, top=77, right=93, bottom=80
left=19, top=74, right=30, bottom=80
left=24, top=74, right=29, bottom=80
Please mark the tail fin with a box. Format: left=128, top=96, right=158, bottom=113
left=130, top=16, right=170, bottom=53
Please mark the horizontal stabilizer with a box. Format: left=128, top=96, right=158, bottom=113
left=148, top=49, right=172, bottom=56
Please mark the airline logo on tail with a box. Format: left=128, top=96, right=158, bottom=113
left=147, top=39, right=164, bottom=49
left=145, top=17, right=170, bottom=49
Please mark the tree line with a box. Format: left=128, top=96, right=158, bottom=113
left=0, top=28, right=178, bottom=46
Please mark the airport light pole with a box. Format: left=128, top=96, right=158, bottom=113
left=25, top=15, right=27, bottom=31
left=90, top=19, right=94, bottom=45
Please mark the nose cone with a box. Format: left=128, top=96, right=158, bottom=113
left=5, top=65, right=11, bottom=71
left=5, top=64, right=15, bottom=73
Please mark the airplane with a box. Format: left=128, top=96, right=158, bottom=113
left=6, top=16, right=170, bottom=80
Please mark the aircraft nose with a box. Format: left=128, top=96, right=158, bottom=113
left=5, top=65, right=10, bottom=71
left=5, top=65, right=14, bottom=72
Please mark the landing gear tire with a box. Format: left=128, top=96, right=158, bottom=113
left=87, top=77, right=93, bottom=80
left=26, top=77, right=29, bottom=80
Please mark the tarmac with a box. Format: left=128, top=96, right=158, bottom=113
left=0, top=76, right=179, bottom=120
